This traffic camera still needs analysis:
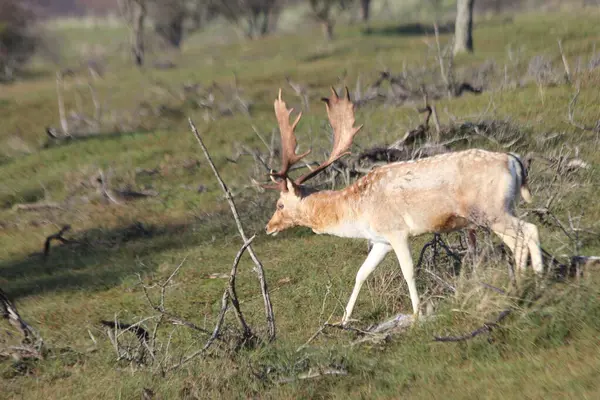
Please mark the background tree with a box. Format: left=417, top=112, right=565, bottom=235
left=150, top=0, right=186, bottom=48
left=0, top=0, right=40, bottom=82
left=360, top=0, right=370, bottom=22
left=453, top=0, right=475, bottom=55
left=211, top=0, right=282, bottom=39
left=309, top=0, right=353, bottom=40
left=119, top=0, right=147, bottom=66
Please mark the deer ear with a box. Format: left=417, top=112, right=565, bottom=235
left=286, top=178, right=300, bottom=197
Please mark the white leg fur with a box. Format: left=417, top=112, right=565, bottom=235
left=525, top=222, right=543, bottom=273
left=342, top=242, right=391, bottom=324
left=387, top=233, right=420, bottom=316
left=492, top=216, right=543, bottom=274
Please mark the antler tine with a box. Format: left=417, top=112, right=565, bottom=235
left=296, top=86, right=362, bottom=185
left=271, top=89, right=311, bottom=185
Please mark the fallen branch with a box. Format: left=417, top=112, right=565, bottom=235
left=569, top=255, right=600, bottom=280
left=98, top=169, right=122, bottom=205
left=100, top=319, right=150, bottom=345
left=138, top=258, right=212, bottom=337
left=115, top=188, right=159, bottom=199
left=567, top=88, right=600, bottom=132
left=43, top=225, right=74, bottom=259
left=13, top=202, right=63, bottom=212
left=101, top=315, right=153, bottom=364
left=189, top=118, right=276, bottom=341
left=433, top=309, right=511, bottom=342
left=1, top=287, right=44, bottom=359
left=557, top=39, right=571, bottom=83
left=479, top=282, right=506, bottom=295
left=166, top=237, right=256, bottom=371
left=278, top=367, right=348, bottom=384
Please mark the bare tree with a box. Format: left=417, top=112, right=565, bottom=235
left=360, top=0, right=370, bottom=22
left=310, top=0, right=335, bottom=40
left=212, top=0, right=281, bottom=39
left=151, top=0, right=186, bottom=48
left=0, top=0, right=40, bottom=81
left=454, top=0, right=475, bottom=55
left=119, top=0, right=147, bottom=66
left=307, top=0, right=354, bottom=40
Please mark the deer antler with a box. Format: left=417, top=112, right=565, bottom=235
left=296, top=86, right=362, bottom=184
left=260, top=87, right=361, bottom=191
left=266, top=89, right=310, bottom=189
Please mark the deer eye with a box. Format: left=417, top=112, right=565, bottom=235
left=277, top=203, right=284, bottom=210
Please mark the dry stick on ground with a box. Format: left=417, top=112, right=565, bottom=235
left=557, top=39, right=571, bottom=84
left=567, top=87, right=600, bottom=132
left=98, top=169, right=122, bottom=205
left=13, top=201, right=63, bottom=212
left=433, top=309, right=512, bottom=342
left=138, top=258, right=212, bottom=337
left=0, top=287, right=44, bottom=359
left=278, top=367, right=348, bottom=384
left=166, top=237, right=256, bottom=371
left=189, top=118, right=276, bottom=341
left=225, top=235, right=256, bottom=339
left=102, top=314, right=155, bottom=363
left=100, top=320, right=150, bottom=350
left=56, top=72, right=70, bottom=136
left=433, top=22, right=452, bottom=98
left=44, top=225, right=74, bottom=259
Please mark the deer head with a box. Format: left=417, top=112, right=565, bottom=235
left=264, top=87, right=362, bottom=235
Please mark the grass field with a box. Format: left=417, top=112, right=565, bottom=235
left=1, top=5, right=600, bottom=399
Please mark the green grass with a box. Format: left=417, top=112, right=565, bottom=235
left=1, top=7, right=600, bottom=399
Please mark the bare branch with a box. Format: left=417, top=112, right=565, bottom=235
left=189, top=118, right=276, bottom=341
left=278, top=367, right=348, bottom=384
left=1, top=287, right=44, bottom=359
left=557, top=39, right=571, bottom=83
left=44, top=225, right=74, bottom=259
left=434, top=309, right=511, bottom=342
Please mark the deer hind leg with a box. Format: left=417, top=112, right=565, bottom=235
left=386, top=232, right=420, bottom=316
left=492, top=216, right=542, bottom=274
left=342, top=242, right=392, bottom=325
left=524, top=222, right=542, bottom=273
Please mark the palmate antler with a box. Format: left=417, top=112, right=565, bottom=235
left=266, top=86, right=362, bottom=191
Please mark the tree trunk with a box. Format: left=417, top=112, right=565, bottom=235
left=322, top=20, right=334, bottom=41
left=453, top=0, right=475, bottom=55
left=360, top=0, right=371, bottom=22
left=156, top=12, right=184, bottom=48
left=132, top=0, right=146, bottom=66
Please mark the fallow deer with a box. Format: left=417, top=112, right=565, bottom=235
left=263, top=87, right=543, bottom=325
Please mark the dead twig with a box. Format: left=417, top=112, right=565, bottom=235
left=13, top=202, right=63, bottom=212
left=100, top=320, right=150, bottom=345
left=567, top=88, right=600, bottom=132
left=98, top=169, right=122, bottom=205
left=189, top=118, right=276, bottom=341
left=433, top=309, right=511, bottom=342
left=166, top=238, right=256, bottom=371
left=43, top=225, right=74, bottom=259
left=138, top=258, right=212, bottom=337
left=1, top=287, right=44, bottom=359
left=225, top=235, right=256, bottom=339
left=278, top=367, right=348, bottom=384
left=557, top=39, right=571, bottom=83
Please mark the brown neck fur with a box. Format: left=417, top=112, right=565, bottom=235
left=296, top=183, right=366, bottom=232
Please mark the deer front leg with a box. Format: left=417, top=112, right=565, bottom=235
left=342, top=242, right=391, bottom=325
left=387, top=232, right=420, bottom=316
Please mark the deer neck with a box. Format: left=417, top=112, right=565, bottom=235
left=297, top=188, right=364, bottom=237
